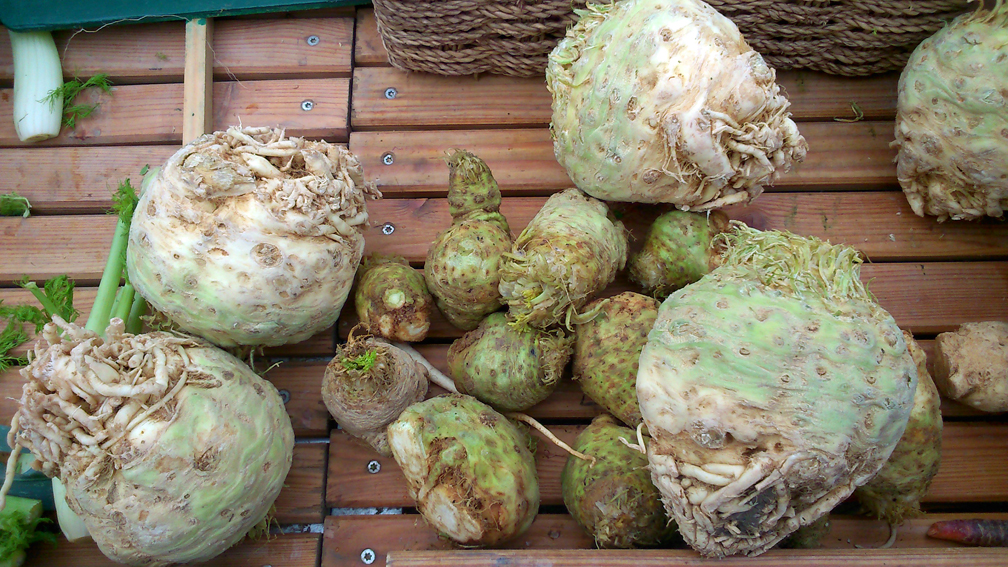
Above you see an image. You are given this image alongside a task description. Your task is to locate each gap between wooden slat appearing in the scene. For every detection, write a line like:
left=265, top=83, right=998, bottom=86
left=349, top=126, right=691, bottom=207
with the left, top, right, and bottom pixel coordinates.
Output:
left=325, top=423, right=1008, bottom=509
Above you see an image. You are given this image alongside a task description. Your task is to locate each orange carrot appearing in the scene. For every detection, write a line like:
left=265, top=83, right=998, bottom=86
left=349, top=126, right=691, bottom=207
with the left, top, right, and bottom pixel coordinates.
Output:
left=927, top=519, right=1008, bottom=547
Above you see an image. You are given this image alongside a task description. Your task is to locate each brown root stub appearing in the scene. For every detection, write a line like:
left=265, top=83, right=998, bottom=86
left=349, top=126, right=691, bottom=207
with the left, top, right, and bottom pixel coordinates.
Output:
left=933, top=321, right=1008, bottom=413
left=322, top=332, right=428, bottom=456
left=355, top=254, right=433, bottom=342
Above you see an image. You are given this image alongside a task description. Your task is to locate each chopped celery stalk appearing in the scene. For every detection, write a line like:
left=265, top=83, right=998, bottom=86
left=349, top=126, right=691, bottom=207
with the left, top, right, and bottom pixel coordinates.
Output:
left=7, top=30, right=63, bottom=143
left=0, top=495, right=55, bottom=566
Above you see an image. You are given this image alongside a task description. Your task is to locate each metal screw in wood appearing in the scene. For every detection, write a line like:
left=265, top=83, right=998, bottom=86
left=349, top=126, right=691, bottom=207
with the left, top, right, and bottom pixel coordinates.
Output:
left=384, top=87, right=397, bottom=99
left=278, top=389, right=291, bottom=404
left=306, top=35, right=320, bottom=46
left=367, top=460, right=381, bottom=474
left=382, top=152, right=394, bottom=165
left=381, top=223, right=395, bottom=235
left=301, top=100, right=314, bottom=111
left=361, top=549, right=376, bottom=564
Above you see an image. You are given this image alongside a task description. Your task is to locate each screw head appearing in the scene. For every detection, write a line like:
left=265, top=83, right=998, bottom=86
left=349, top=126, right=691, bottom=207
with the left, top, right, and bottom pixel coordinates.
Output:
left=367, top=460, right=381, bottom=473
left=361, top=548, right=376, bottom=564
left=384, top=87, right=398, bottom=100
left=381, top=223, right=395, bottom=236
left=306, top=35, right=320, bottom=46
left=278, top=389, right=291, bottom=404
left=301, top=100, right=314, bottom=111
left=381, top=152, right=394, bottom=165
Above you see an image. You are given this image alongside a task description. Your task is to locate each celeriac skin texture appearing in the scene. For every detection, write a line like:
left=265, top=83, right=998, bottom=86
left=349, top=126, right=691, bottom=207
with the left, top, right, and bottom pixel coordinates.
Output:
left=447, top=312, right=573, bottom=412
left=322, top=336, right=428, bottom=456
left=425, top=150, right=513, bottom=331
left=630, top=210, right=730, bottom=300
left=12, top=317, right=294, bottom=566
left=637, top=225, right=916, bottom=557
left=547, top=0, right=806, bottom=208
left=387, top=395, right=539, bottom=546
left=893, top=1, right=1008, bottom=221
left=355, top=255, right=433, bottom=342
left=572, top=292, right=660, bottom=428
left=855, top=332, right=943, bottom=524
left=498, top=188, right=628, bottom=329
left=561, top=414, right=677, bottom=548
left=933, top=321, right=1008, bottom=412
left=128, top=126, right=379, bottom=347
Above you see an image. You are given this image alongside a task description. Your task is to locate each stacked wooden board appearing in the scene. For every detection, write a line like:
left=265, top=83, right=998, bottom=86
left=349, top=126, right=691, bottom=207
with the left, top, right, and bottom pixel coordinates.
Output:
left=1, top=5, right=1007, bottom=566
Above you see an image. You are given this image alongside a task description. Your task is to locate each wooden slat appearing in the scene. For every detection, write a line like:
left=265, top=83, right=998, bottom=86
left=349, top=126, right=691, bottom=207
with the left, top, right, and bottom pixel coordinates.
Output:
left=351, top=67, right=898, bottom=130
left=385, top=548, right=1008, bottom=567
left=354, top=7, right=388, bottom=67
left=0, top=18, right=353, bottom=84
left=25, top=532, right=319, bottom=567
left=356, top=194, right=1008, bottom=264
left=0, top=78, right=349, bottom=146
left=323, top=513, right=1008, bottom=567
left=0, top=146, right=176, bottom=213
left=348, top=122, right=897, bottom=195
left=279, top=442, right=328, bottom=524
left=325, top=423, right=1008, bottom=508
left=183, top=18, right=215, bottom=144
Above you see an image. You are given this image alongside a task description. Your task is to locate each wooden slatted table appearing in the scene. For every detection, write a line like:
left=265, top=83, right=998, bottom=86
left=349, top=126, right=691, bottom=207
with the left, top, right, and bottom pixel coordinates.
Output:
left=1, top=5, right=1006, bottom=567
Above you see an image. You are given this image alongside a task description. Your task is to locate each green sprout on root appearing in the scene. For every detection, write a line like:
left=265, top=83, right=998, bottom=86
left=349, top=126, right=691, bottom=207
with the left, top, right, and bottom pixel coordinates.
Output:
left=341, top=350, right=377, bottom=373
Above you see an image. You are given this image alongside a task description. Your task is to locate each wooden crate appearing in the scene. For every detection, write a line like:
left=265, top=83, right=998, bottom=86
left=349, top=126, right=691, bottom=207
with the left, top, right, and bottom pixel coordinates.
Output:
left=1, top=5, right=1007, bottom=566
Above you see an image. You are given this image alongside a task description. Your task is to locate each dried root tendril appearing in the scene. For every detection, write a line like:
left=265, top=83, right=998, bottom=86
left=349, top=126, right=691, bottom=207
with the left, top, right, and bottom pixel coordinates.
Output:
left=4, top=317, right=209, bottom=485
left=505, top=412, right=596, bottom=466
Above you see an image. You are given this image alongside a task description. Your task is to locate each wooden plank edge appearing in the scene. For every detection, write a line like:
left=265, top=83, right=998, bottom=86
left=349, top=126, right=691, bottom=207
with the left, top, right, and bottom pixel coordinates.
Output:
left=384, top=548, right=1008, bottom=567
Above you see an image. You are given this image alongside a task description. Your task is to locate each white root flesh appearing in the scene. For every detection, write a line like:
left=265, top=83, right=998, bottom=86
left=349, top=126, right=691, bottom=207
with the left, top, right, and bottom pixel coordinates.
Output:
left=505, top=412, right=596, bottom=466
left=393, top=342, right=458, bottom=393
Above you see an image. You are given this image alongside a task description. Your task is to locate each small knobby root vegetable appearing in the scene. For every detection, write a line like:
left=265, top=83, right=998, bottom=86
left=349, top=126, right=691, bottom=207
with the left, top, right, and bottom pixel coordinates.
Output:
left=855, top=332, right=943, bottom=525
left=425, top=150, right=512, bottom=331
left=546, top=0, right=807, bottom=208
left=893, top=1, right=1008, bottom=221
left=498, top=188, right=628, bottom=329
left=128, top=126, right=380, bottom=348
left=629, top=210, right=731, bottom=300
left=778, top=515, right=830, bottom=549
left=2, top=317, right=295, bottom=566
left=0, top=495, right=55, bottom=567
left=387, top=394, right=539, bottom=547
left=354, top=254, right=433, bottom=342
left=637, top=223, right=917, bottom=558
left=321, top=333, right=428, bottom=456
left=561, top=415, right=677, bottom=549
left=572, top=292, right=660, bottom=428
left=932, top=321, right=1008, bottom=412
left=927, top=519, right=1008, bottom=547
left=447, top=312, right=573, bottom=412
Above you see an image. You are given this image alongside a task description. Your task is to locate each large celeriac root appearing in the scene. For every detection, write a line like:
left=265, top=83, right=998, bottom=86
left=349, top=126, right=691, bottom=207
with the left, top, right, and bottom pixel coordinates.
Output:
left=3, top=317, right=209, bottom=487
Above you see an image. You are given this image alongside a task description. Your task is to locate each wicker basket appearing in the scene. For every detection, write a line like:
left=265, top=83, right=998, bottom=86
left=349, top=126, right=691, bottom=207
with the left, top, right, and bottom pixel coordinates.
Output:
left=371, top=0, right=587, bottom=77
left=371, top=0, right=974, bottom=77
